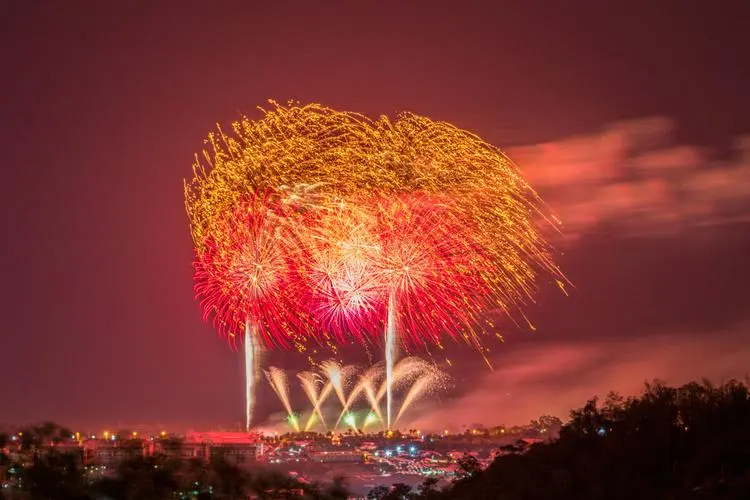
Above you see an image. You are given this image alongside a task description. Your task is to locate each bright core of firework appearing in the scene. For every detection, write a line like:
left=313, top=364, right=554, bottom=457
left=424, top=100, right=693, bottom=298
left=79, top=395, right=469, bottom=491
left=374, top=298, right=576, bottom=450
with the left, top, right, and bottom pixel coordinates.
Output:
left=343, top=413, right=356, bottom=429
left=305, top=203, right=382, bottom=342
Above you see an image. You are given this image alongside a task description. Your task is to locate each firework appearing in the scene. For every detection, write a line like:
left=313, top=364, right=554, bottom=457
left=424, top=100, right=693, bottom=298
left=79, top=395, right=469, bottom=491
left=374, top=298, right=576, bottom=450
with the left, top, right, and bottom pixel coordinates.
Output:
left=266, top=358, right=449, bottom=431
left=186, top=104, right=563, bottom=341
left=244, top=324, right=259, bottom=432
left=394, top=369, right=449, bottom=425
left=300, top=194, right=509, bottom=427
left=320, top=360, right=357, bottom=408
left=343, top=412, right=357, bottom=430
left=192, top=193, right=316, bottom=430
left=264, top=367, right=299, bottom=432
left=363, top=411, right=378, bottom=429
left=297, top=370, right=332, bottom=431
left=303, top=202, right=382, bottom=342
left=360, top=371, right=386, bottom=428
left=193, top=193, right=314, bottom=349
left=336, top=363, right=385, bottom=428
left=376, top=357, right=434, bottom=402
left=371, top=195, right=488, bottom=427
left=185, top=101, right=565, bottom=428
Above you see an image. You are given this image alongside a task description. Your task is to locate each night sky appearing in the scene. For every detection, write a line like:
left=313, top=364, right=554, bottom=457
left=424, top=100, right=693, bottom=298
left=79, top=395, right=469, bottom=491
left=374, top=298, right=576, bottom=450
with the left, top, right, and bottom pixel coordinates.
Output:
left=2, top=1, right=749, bottom=431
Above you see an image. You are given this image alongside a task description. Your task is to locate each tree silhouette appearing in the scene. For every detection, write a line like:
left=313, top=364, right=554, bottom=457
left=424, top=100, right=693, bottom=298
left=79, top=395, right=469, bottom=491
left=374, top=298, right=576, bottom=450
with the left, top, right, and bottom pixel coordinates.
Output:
left=21, top=449, right=88, bottom=500
left=386, top=482, right=414, bottom=499
left=320, top=476, right=350, bottom=499
left=416, top=477, right=440, bottom=499
left=455, top=454, right=481, bottom=480
left=208, top=455, right=248, bottom=499
left=418, top=379, right=750, bottom=500
left=0, top=432, right=9, bottom=482
left=367, top=485, right=390, bottom=499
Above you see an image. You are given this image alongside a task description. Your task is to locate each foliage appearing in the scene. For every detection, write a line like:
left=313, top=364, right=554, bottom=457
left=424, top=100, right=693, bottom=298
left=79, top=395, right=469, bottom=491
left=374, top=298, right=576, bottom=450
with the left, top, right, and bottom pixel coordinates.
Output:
left=401, top=379, right=750, bottom=500
left=367, top=483, right=414, bottom=500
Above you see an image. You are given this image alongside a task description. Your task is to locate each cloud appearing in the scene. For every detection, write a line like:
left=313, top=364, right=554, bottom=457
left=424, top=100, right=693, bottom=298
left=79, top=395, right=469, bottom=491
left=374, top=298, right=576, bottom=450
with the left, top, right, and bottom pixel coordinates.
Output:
left=406, top=322, right=750, bottom=431
left=509, top=118, right=750, bottom=239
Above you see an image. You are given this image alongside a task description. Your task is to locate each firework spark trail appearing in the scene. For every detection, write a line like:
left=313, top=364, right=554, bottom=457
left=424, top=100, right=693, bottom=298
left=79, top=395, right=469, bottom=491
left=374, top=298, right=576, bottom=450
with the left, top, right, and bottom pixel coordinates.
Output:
left=321, top=362, right=360, bottom=429
left=317, top=380, right=335, bottom=424
left=363, top=412, right=379, bottom=430
left=353, top=357, right=435, bottom=429
left=343, top=413, right=357, bottom=430
left=376, top=357, right=433, bottom=402
left=264, top=367, right=299, bottom=432
left=385, top=290, right=397, bottom=429
left=287, top=413, right=300, bottom=431
left=265, top=358, right=448, bottom=431
left=334, top=387, right=362, bottom=429
left=362, top=379, right=385, bottom=426
left=320, top=361, right=348, bottom=407
left=297, top=371, right=322, bottom=431
left=335, top=364, right=383, bottom=428
left=352, top=357, right=446, bottom=429
left=376, top=357, right=438, bottom=429
left=304, top=202, right=382, bottom=343
left=297, top=371, right=333, bottom=431
left=244, top=321, right=259, bottom=431
left=394, top=369, right=447, bottom=425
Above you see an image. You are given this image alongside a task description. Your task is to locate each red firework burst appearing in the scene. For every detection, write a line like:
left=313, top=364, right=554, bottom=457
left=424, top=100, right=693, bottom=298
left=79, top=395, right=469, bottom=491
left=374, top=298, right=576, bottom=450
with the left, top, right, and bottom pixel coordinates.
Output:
left=193, top=192, right=314, bottom=349
left=372, top=194, right=493, bottom=349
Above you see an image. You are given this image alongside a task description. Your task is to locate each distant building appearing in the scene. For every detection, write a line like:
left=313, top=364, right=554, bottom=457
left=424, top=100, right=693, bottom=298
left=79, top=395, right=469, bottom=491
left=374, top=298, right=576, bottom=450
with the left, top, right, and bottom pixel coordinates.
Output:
left=50, top=442, right=85, bottom=465
left=155, top=439, right=202, bottom=460
left=185, top=432, right=264, bottom=465
left=86, top=441, right=145, bottom=467
left=359, top=441, right=377, bottom=451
